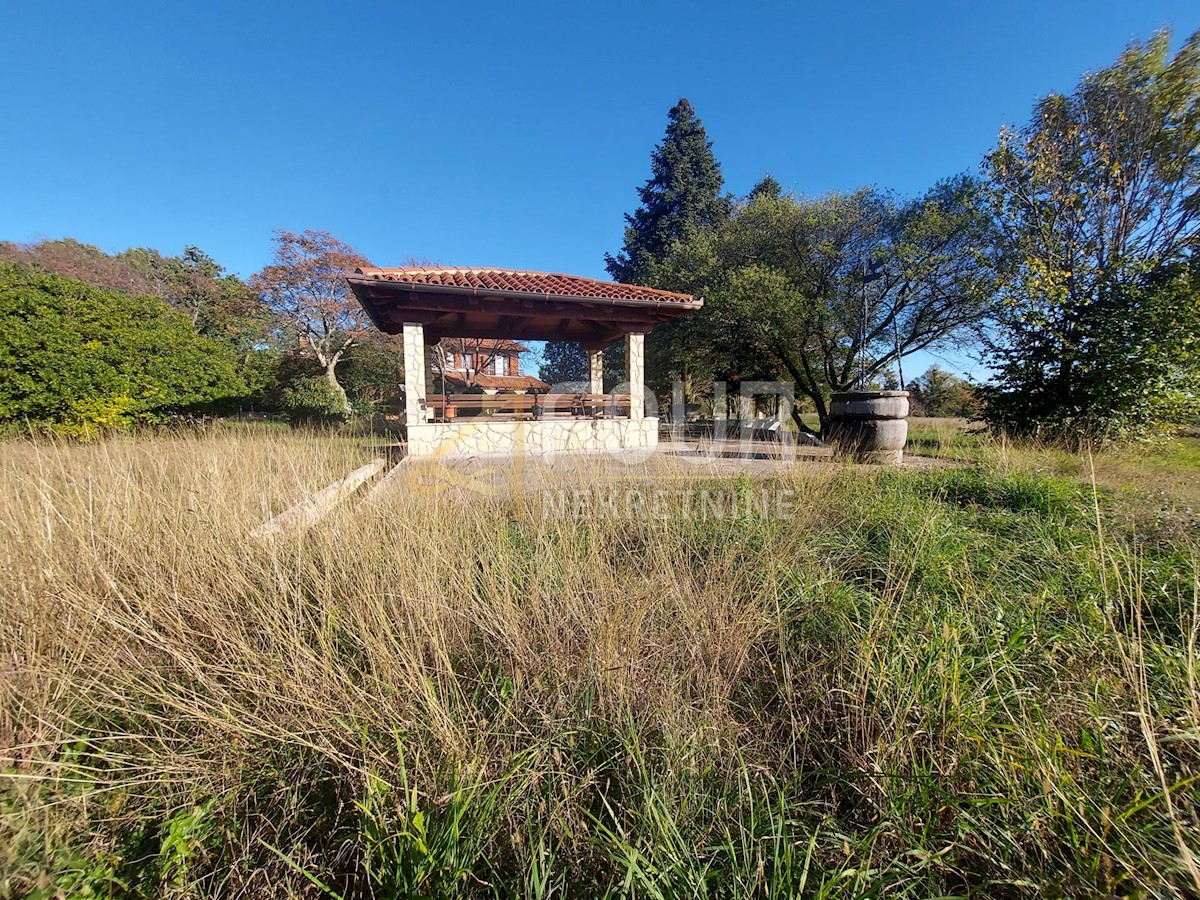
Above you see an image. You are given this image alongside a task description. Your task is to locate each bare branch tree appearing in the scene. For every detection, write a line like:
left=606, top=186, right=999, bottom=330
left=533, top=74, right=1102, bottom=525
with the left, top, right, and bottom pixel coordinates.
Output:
left=252, top=230, right=371, bottom=414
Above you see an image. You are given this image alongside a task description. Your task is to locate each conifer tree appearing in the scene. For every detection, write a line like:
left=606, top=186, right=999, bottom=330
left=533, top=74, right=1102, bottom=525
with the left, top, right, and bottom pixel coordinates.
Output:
left=604, top=98, right=729, bottom=283
left=748, top=174, right=783, bottom=201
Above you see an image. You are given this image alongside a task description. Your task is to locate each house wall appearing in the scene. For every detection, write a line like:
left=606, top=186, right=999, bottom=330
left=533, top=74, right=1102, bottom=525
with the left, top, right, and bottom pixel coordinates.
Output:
left=444, top=349, right=523, bottom=376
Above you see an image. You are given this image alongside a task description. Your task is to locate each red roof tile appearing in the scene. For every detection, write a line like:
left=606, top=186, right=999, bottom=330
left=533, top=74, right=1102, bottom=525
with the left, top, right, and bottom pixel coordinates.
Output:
left=355, top=267, right=696, bottom=305
left=442, top=372, right=550, bottom=391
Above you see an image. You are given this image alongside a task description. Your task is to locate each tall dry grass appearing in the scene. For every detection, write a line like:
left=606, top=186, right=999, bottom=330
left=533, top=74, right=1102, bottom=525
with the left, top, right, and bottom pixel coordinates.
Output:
left=1, top=428, right=1198, bottom=897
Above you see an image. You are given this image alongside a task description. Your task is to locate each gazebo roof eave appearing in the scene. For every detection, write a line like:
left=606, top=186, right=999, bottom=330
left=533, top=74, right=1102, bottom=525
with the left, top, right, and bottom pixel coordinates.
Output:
left=347, top=275, right=702, bottom=346
left=346, top=274, right=703, bottom=313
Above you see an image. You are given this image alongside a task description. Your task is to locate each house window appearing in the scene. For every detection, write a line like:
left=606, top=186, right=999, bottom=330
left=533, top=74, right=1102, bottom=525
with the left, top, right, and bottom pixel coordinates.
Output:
left=492, top=355, right=508, bottom=376
left=463, top=353, right=474, bottom=371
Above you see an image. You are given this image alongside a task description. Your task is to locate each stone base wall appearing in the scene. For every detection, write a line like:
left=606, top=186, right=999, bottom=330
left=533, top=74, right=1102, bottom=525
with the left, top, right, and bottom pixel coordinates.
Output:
left=407, top=418, right=658, bottom=458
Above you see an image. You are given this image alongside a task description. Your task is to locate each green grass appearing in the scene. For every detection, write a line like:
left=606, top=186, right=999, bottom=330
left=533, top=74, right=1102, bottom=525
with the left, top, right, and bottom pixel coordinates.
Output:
left=1124, top=436, right=1200, bottom=481
left=2, top=430, right=1198, bottom=897
left=797, top=414, right=988, bottom=461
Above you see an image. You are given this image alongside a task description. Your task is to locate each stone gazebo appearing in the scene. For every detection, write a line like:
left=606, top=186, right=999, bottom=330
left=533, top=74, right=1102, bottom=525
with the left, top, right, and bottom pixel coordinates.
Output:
left=346, top=267, right=702, bottom=457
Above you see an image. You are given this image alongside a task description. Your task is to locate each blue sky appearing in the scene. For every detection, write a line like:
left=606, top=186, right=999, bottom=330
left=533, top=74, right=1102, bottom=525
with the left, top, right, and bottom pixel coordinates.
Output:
left=3, top=0, right=1197, bottom=380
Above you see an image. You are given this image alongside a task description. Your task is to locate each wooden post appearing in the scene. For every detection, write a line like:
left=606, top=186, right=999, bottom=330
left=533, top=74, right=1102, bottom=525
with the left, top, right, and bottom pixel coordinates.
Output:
left=424, top=338, right=437, bottom=408
left=589, top=347, right=605, bottom=395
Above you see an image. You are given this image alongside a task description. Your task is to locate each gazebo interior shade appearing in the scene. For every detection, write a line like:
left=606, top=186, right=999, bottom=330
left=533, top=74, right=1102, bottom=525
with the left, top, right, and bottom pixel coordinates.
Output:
left=347, top=267, right=702, bottom=348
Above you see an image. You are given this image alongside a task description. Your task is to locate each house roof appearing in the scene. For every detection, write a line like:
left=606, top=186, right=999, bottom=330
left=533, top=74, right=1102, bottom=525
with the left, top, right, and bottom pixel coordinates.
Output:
left=441, top=371, right=550, bottom=392
left=355, top=267, right=696, bottom=305
left=347, top=266, right=702, bottom=348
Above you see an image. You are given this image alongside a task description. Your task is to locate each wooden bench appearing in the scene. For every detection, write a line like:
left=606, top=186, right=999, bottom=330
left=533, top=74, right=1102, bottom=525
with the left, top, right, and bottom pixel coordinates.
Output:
left=534, top=393, right=632, bottom=419
left=537, top=393, right=585, bottom=418
left=426, top=394, right=537, bottom=421
left=580, top=394, right=631, bottom=417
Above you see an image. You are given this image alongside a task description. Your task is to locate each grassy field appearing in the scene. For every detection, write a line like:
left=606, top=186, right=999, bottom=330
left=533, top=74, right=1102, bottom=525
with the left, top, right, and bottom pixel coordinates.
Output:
left=2, top=424, right=1198, bottom=898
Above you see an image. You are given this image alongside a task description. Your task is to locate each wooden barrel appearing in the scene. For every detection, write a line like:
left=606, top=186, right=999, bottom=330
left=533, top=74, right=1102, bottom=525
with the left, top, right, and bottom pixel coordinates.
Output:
left=828, top=390, right=910, bottom=465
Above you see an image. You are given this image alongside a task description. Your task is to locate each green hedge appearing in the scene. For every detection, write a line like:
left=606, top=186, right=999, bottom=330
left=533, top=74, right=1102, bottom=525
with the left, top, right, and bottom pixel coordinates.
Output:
left=0, top=263, right=244, bottom=434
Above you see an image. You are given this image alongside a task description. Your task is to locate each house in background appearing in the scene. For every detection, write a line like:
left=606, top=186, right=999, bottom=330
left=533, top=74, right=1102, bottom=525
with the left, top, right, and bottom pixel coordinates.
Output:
left=434, top=338, right=549, bottom=394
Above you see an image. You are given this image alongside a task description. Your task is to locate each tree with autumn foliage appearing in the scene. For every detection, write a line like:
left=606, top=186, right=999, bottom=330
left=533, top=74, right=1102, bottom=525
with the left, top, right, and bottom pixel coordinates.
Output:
left=0, top=239, right=267, bottom=354
left=252, top=230, right=372, bottom=415
left=982, top=28, right=1200, bottom=442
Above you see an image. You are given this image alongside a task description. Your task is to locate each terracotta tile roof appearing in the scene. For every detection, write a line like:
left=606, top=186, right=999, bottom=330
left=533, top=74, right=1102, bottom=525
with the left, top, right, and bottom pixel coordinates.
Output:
left=442, top=371, right=550, bottom=391
left=354, top=267, right=696, bottom=305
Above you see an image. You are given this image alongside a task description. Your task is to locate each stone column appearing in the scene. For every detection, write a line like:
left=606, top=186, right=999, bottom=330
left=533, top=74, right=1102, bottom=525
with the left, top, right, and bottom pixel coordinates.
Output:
left=402, top=322, right=427, bottom=426
left=589, top=348, right=605, bottom=395
left=625, top=332, right=645, bottom=421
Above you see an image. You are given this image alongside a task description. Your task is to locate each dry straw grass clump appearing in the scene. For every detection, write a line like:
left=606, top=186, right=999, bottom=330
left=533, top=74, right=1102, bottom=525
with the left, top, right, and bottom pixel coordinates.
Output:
left=1, top=427, right=1198, bottom=897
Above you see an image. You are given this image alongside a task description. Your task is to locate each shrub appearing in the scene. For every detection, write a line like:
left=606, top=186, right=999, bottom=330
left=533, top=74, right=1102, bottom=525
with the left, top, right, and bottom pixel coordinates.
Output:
left=0, top=263, right=245, bottom=434
left=280, top=375, right=350, bottom=426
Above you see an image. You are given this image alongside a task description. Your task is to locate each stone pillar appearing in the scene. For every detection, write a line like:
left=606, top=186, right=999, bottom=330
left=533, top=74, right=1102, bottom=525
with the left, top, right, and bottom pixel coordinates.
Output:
left=402, top=322, right=427, bottom=426
left=625, top=332, right=645, bottom=421
left=589, top=348, right=605, bottom=395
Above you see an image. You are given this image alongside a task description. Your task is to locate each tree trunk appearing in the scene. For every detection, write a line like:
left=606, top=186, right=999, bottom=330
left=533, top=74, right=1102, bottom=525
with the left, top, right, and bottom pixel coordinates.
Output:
left=326, top=361, right=351, bottom=416
left=789, top=404, right=824, bottom=441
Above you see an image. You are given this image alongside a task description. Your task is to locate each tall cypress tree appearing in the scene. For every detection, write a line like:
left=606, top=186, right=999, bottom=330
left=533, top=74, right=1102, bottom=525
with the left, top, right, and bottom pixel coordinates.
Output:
left=541, top=100, right=726, bottom=389
left=604, top=98, right=728, bottom=284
